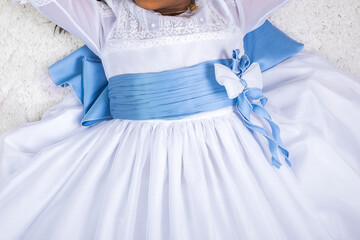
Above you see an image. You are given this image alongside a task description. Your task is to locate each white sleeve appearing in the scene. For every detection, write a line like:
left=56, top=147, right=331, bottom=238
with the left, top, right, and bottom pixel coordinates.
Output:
left=13, top=0, right=104, bottom=57
left=237, top=0, right=290, bottom=33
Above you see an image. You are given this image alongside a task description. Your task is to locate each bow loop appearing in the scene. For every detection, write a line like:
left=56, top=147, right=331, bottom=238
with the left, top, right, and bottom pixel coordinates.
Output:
left=214, top=63, right=245, bottom=99
left=241, top=62, right=263, bottom=90
left=214, top=52, right=264, bottom=100
left=231, top=49, right=251, bottom=77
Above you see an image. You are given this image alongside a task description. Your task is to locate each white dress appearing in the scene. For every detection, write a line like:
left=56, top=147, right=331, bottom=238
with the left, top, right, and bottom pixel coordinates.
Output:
left=1, top=0, right=360, bottom=239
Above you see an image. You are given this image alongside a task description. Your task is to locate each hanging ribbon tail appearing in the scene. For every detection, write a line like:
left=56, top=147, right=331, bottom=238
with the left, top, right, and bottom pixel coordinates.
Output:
left=48, top=45, right=113, bottom=126
left=236, top=91, right=287, bottom=169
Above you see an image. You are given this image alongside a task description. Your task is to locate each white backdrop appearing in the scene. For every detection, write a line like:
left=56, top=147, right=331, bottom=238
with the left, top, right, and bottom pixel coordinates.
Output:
left=0, top=0, right=359, bottom=134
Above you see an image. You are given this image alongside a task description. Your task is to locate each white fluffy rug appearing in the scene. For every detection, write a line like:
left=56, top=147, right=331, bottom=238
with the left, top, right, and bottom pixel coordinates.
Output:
left=1, top=0, right=360, bottom=134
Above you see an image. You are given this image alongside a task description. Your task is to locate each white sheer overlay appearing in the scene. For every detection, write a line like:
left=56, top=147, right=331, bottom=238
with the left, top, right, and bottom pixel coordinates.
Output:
left=2, top=0, right=360, bottom=239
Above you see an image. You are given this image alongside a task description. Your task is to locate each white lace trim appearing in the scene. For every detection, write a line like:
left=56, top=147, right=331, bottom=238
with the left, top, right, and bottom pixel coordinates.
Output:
left=104, top=26, right=242, bottom=53
left=223, top=0, right=237, bottom=6
left=98, top=1, right=115, bottom=17
left=12, top=0, right=28, bottom=4
left=12, top=0, right=54, bottom=6
left=104, top=0, right=240, bottom=53
left=31, top=0, right=54, bottom=6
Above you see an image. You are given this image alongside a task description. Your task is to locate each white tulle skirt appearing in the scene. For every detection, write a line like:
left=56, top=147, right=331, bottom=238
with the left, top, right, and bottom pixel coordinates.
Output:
left=0, top=52, right=360, bottom=240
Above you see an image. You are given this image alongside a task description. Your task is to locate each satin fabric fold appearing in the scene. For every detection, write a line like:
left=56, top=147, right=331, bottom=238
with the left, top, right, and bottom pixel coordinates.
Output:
left=244, top=20, right=304, bottom=71
left=48, top=47, right=112, bottom=126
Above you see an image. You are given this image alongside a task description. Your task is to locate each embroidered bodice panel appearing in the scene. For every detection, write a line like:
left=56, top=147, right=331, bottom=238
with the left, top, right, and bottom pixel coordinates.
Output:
left=96, top=0, right=245, bottom=77
left=100, top=0, right=243, bottom=53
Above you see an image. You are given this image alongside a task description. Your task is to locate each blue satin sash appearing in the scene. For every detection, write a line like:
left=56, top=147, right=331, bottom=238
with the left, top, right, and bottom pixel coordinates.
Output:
left=48, top=20, right=304, bottom=168
left=108, top=59, right=236, bottom=120
left=49, top=20, right=303, bottom=126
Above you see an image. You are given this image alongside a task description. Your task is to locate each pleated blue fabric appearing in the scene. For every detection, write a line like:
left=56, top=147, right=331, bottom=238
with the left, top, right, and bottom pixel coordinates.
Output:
left=108, top=59, right=236, bottom=120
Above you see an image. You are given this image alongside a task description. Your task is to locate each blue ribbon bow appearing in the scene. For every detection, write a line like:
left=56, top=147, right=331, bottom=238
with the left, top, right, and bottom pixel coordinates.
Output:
left=231, top=50, right=291, bottom=168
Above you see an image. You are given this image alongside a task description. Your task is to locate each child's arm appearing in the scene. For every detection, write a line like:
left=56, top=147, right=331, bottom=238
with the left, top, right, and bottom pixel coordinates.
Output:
left=235, top=0, right=290, bottom=33
left=13, top=0, right=105, bottom=57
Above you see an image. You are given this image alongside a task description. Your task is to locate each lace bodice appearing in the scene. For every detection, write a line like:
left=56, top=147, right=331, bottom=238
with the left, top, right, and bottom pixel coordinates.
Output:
left=102, top=0, right=242, bottom=53
left=13, top=0, right=290, bottom=77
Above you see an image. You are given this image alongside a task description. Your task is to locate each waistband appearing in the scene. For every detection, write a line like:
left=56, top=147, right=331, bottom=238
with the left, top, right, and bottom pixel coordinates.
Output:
left=108, top=59, right=236, bottom=120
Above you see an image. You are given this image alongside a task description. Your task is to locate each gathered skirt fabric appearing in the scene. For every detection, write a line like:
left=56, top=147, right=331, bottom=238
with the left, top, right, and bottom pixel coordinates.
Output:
left=0, top=52, right=360, bottom=240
